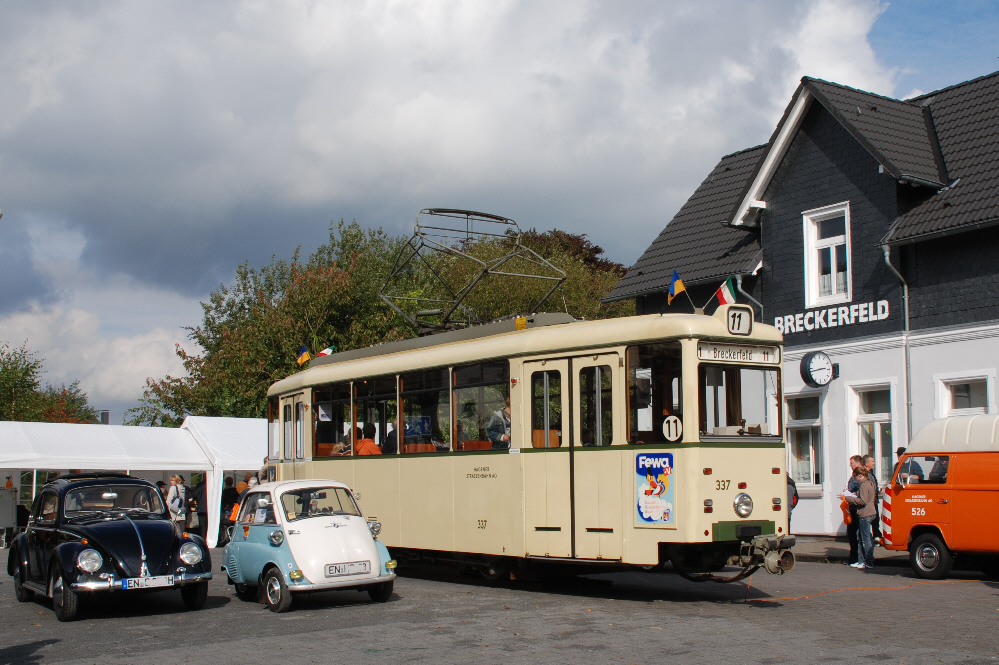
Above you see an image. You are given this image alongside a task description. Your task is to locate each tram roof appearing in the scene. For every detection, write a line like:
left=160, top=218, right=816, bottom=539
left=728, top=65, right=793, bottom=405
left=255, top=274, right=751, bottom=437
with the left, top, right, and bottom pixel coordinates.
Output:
left=268, top=307, right=782, bottom=396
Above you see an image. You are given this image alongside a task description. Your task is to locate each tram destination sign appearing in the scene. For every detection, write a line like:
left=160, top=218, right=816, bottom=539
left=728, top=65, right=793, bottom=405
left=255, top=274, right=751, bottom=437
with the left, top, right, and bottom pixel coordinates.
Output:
left=697, top=342, right=780, bottom=365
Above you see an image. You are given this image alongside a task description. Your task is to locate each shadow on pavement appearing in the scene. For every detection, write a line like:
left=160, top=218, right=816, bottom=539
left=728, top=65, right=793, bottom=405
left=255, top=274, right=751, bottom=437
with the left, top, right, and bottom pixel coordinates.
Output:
left=0, top=639, right=59, bottom=665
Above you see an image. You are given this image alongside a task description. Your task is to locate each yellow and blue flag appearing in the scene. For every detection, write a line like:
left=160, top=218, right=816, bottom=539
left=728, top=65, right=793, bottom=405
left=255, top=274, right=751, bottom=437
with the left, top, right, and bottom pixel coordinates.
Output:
left=296, top=346, right=311, bottom=366
left=667, top=270, right=686, bottom=305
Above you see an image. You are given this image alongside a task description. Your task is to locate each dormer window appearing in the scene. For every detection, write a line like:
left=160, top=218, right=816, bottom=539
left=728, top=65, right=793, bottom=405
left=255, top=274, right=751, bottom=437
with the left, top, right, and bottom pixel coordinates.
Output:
left=803, top=202, right=852, bottom=308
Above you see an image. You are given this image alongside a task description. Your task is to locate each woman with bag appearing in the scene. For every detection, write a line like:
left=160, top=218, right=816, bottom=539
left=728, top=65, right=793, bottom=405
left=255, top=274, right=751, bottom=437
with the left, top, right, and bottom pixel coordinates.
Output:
left=166, top=474, right=188, bottom=537
left=840, top=466, right=876, bottom=570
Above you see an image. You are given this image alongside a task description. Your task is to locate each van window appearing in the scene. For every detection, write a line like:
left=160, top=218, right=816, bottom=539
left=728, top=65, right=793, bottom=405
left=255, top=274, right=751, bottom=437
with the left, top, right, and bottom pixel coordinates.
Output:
left=897, top=456, right=949, bottom=485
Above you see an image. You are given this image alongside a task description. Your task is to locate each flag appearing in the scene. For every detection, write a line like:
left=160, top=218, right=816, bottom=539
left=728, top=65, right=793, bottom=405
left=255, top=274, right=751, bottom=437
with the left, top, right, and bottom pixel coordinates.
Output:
left=715, top=276, right=737, bottom=305
left=316, top=347, right=334, bottom=357
left=296, top=346, right=311, bottom=366
left=667, top=270, right=686, bottom=305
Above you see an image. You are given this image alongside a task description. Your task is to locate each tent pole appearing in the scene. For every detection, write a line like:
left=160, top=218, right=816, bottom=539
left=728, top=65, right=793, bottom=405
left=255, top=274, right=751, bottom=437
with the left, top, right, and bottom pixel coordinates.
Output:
left=32, top=469, right=37, bottom=499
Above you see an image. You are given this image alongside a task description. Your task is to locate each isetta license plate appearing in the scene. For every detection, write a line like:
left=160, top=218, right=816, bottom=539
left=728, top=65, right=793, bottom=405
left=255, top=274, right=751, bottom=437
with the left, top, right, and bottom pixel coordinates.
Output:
left=121, top=575, right=174, bottom=590
left=325, top=561, right=370, bottom=577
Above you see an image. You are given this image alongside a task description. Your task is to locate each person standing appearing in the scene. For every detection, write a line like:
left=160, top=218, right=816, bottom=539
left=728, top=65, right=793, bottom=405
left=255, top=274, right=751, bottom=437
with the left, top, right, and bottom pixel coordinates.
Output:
left=840, top=466, right=876, bottom=569
left=487, top=397, right=512, bottom=449
left=219, top=476, right=240, bottom=545
left=863, top=454, right=883, bottom=545
left=845, top=455, right=863, bottom=565
left=191, top=474, right=208, bottom=539
left=166, top=475, right=188, bottom=537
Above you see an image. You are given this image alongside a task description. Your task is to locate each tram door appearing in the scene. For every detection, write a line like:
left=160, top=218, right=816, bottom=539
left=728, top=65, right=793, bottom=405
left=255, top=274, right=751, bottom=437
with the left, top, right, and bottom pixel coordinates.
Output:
left=572, top=354, right=623, bottom=560
left=523, top=359, right=572, bottom=557
left=280, top=393, right=307, bottom=463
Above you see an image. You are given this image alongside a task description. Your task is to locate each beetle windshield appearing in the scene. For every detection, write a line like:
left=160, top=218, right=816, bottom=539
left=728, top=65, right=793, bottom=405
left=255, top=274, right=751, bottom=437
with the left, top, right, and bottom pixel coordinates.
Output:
left=280, top=487, right=361, bottom=521
left=64, top=484, right=166, bottom=517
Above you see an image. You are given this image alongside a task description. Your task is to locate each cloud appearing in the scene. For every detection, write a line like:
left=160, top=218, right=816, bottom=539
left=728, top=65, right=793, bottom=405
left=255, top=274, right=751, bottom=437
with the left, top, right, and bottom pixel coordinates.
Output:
left=0, top=0, right=899, bottom=417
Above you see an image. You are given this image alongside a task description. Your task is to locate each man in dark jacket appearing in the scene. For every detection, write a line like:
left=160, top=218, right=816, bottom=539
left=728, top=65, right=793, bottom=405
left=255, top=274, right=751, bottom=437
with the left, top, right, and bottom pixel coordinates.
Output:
left=219, top=476, right=240, bottom=545
left=191, top=474, right=208, bottom=539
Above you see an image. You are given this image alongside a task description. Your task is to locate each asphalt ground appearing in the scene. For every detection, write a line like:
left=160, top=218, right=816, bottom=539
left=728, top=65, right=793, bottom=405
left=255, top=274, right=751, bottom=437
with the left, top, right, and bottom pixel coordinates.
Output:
left=1, top=551, right=997, bottom=665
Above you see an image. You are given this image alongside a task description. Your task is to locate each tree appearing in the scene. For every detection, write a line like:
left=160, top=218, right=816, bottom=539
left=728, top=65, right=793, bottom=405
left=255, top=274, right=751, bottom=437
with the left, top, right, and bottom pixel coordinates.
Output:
left=0, top=342, right=99, bottom=423
left=127, top=221, right=633, bottom=425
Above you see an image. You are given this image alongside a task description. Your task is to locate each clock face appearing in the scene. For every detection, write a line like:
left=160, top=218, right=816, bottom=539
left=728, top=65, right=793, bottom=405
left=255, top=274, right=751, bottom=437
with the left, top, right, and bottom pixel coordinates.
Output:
left=803, top=352, right=833, bottom=387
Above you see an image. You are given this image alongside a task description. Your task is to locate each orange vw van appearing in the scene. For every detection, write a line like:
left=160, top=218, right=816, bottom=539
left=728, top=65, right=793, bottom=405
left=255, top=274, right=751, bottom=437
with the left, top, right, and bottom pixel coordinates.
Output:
left=883, top=414, right=999, bottom=579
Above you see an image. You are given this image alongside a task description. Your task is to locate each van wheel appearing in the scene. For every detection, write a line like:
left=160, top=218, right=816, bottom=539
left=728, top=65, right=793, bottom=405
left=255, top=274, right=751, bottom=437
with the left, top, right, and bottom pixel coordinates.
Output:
left=234, top=583, right=257, bottom=601
left=263, top=569, right=293, bottom=612
left=367, top=580, right=393, bottom=603
left=980, top=557, right=999, bottom=580
left=910, top=533, right=953, bottom=579
left=50, top=565, right=80, bottom=622
left=12, top=554, right=34, bottom=602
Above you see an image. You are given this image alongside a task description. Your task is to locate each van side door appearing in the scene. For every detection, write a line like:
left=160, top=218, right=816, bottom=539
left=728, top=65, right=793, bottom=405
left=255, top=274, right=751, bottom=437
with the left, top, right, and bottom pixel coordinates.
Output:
left=894, top=455, right=952, bottom=545
left=948, top=453, right=999, bottom=552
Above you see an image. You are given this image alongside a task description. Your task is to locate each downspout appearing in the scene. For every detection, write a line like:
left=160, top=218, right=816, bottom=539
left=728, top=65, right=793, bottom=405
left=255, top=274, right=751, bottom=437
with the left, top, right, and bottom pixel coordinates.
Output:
left=881, top=244, right=912, bottom=443
left=735, top=274, right=763, bottom=320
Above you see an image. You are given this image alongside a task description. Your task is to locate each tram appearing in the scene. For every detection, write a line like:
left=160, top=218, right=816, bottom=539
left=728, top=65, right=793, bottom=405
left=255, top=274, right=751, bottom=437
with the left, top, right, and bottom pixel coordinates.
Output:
left=265, top=305, right=795, bottom=581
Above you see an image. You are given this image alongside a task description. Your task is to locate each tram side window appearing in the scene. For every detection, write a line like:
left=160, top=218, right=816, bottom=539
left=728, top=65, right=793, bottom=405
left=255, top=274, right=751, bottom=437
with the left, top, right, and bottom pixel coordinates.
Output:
left=627, top=343, right=682, bottom=444
left=531, top=370, right=563, bottom=448
left=282, top=403, right=293, bottom=460
left=401, top=369, right=450, bottom=453
left=354, top=376, right=399, bottom=455
left=267, top=397, right=279, bottom=460
left=579, top=365, right=613, bottom=446
left=453, top=361, right=510, bottom=451
left=699, top=365, right=781, bottom=437
left=314, top=383, right=352, bottom=457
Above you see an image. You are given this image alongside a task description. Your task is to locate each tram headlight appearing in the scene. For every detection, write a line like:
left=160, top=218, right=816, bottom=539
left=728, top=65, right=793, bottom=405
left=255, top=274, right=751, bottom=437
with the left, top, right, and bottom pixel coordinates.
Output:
left=733, top=493, right=754, bottom=518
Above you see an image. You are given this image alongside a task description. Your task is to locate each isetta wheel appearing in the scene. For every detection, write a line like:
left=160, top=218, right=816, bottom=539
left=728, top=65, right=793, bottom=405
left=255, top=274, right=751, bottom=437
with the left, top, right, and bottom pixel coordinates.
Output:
left=50, top=565, right=80, bottom=622
left=263, top=568, right=293, bottom=613
left=234, top=583, right=258, bottom=602
left=367, top=580, right=394, bottom=603
left=910, top=533, right=953, bottom=579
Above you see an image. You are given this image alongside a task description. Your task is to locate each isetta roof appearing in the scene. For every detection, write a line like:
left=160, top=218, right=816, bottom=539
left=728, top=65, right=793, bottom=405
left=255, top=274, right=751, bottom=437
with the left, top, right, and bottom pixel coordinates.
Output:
left=254, top=479, right=352, bottom=496
left=907, top=414, right=999, bottom=454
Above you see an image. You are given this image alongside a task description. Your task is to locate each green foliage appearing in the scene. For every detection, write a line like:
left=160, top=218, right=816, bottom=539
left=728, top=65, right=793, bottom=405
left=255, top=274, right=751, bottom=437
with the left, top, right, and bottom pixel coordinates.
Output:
left=0, top=342, right=98, bottom=423
left=127, top=221, right=633, bottom=426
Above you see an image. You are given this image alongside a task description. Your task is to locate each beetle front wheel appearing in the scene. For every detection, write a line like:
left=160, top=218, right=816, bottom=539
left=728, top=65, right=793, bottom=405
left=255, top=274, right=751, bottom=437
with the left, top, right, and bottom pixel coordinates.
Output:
left=181, top=581, right=208, bottom=610
left=50, top=566, right=80, bottom=622
left=12, top=553, right=34, bottom=603
left=263, top=569, right=293, bottom=613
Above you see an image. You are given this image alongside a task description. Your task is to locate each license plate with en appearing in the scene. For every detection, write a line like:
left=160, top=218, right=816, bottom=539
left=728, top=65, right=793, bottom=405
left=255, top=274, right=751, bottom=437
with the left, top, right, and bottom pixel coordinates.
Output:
left=325, top=561, right=370, bottom=577
left=122, top=575, right=174, bottom=590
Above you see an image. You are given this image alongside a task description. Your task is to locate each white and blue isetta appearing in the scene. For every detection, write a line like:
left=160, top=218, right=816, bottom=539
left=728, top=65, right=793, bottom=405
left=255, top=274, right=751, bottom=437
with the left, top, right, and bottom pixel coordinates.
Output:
left=222, top=479, right=396, bottom=612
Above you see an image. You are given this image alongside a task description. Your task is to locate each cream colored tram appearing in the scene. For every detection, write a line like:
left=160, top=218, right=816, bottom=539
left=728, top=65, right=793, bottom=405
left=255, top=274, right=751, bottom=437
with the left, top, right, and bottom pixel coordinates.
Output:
left=266, top=305, right=795, bottom=580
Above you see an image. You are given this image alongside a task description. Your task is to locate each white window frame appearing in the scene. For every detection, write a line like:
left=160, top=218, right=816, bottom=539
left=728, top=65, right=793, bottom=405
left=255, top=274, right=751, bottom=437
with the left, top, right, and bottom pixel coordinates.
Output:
left=802, top=201, right=853, bottom=309
left=786, top=392, right=823, bottom=491
left=932, top=368, right=995, bottom=419
left=855, top=385, right=894, bottom=486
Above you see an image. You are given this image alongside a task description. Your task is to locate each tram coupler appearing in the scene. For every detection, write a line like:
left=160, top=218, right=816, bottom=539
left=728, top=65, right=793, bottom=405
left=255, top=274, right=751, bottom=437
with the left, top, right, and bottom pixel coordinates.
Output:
left=747, top=534, right=795, bottom=574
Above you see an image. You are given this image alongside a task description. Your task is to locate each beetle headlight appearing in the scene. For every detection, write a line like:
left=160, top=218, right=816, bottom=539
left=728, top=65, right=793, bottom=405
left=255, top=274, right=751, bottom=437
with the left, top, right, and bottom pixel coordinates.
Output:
left=179, top=542, right=203, bottom=565
left=734, top=493, right=754, bottom=518
left=77, top=549, right=103, bottom=573
left=268, top=530, right=285, bottom=546
left=368, top=521, right=382, bottom=538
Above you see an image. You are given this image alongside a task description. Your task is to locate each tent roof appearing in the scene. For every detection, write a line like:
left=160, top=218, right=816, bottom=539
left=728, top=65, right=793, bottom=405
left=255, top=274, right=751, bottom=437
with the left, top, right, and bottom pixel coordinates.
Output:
left=0, top=417, right=267, bottom=472
left=0, top=421, right=210, bottom=471
left=181, top=416, right=268, bottom=471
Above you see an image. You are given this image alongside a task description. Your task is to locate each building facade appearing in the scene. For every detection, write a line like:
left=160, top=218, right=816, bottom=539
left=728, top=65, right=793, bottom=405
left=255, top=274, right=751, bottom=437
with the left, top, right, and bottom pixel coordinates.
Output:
left=606, top=72, right=999, bottom=535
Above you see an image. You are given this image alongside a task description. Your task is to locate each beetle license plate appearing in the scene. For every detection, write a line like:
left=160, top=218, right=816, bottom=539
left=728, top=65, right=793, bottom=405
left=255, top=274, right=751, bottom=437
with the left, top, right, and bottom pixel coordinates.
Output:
left=325, top=561, right=370, bottom=577
left=121, top=575, right=174, bottom=590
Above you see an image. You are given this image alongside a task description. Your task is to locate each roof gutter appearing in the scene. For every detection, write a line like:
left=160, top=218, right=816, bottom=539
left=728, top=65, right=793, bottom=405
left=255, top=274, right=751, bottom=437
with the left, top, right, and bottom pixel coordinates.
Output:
left=897, top=174, right=946, bottom=189
left=734, top=274, right=763, bottom=320
left=884, top=215, right=999, bottom=246
left=881, top=244, right=913, bottom=445
left=602, top=271, right=757, bottom=304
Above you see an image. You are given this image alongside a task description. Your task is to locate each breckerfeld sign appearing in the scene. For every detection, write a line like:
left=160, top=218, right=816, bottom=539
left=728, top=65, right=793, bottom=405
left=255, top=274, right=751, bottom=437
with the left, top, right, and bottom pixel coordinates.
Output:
left=774, top=300, right=889, bottom=335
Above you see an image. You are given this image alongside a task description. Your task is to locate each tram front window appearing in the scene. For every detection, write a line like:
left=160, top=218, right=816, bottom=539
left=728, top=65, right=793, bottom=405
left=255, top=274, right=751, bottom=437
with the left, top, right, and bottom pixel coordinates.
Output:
left=698, top=365, right=780, bottom=437
left=627, top=343, right=682, bottom=444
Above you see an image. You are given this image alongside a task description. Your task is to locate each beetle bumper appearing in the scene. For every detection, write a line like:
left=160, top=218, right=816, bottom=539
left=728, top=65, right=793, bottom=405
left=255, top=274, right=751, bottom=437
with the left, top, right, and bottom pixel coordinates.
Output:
left=70, top=571, right=212, bottom=592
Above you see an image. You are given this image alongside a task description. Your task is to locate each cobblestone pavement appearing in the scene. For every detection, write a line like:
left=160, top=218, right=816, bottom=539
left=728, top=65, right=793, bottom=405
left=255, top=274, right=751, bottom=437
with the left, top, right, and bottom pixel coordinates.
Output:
left=1, top=551, right=997, bottom=664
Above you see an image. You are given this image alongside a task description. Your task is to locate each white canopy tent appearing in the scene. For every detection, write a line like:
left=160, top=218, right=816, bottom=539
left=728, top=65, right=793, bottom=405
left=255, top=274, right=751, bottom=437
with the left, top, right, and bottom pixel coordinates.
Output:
left=0, top=417, right=267, bottom=547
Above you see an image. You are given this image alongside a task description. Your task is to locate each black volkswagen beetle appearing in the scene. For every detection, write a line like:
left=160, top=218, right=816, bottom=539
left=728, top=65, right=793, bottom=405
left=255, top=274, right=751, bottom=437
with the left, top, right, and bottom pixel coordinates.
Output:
left=6, top=473, right=212, bottom=621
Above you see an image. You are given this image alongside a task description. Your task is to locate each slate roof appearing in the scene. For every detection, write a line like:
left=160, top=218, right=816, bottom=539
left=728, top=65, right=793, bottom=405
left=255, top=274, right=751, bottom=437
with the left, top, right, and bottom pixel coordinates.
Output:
left=609, top=71, right=999, bottom=301
left=603, top=145, right=765, bottom=302
left=802, top=78, right=947, bottom=187
left=884, top=71, right=999, bottom=243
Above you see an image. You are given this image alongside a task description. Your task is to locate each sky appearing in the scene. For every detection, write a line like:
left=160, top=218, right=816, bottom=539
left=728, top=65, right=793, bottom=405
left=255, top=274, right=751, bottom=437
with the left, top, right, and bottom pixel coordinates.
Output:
left=0, top=0, right=997, bottom=423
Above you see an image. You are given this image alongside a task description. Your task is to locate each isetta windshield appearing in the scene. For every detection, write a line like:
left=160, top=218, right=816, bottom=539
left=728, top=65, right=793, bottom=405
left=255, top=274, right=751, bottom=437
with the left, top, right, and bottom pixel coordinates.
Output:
left=64, top=484, right=166, bottom=516
left=280, top=486, right=361, bottom=521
